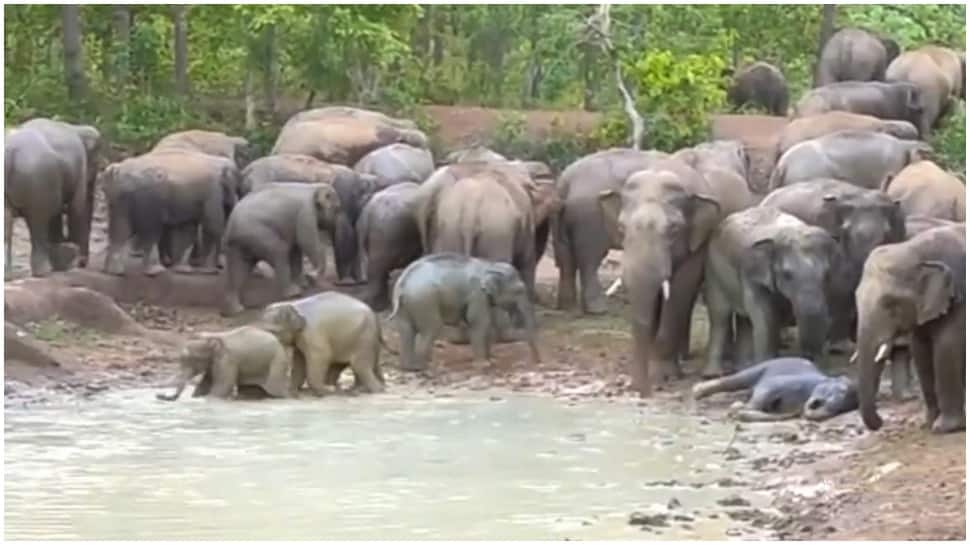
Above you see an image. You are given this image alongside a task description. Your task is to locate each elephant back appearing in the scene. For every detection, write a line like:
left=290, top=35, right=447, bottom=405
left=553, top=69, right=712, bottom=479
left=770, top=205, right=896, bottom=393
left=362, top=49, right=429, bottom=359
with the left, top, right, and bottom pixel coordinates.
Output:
left=273, top=117, right=428, bottom=166
left=283, top=106, right=419, bottom=132
left=558, top=148, right=670, bottom=199
left=353, top=143, right=434, bottom=187
left=153, top=130, right=250, bottom=167
left=242, top=154, right=358, bottom=195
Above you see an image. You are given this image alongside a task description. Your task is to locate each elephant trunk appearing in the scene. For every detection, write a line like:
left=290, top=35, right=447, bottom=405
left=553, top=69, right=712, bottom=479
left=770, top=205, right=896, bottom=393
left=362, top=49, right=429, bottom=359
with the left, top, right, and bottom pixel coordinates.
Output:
left=156, top=365, right=196, bottom=402
left=792, top=293, right=831, bottom=361
left=856, top=320, right=893, bottom=431
left=624, top=259, right=671, bottom=395
left=517, top=297, right=541, bottom=365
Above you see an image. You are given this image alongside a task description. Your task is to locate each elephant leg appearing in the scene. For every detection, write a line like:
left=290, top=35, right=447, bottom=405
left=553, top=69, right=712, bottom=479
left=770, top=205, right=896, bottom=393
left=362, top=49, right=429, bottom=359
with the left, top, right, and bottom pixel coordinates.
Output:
left=199, top=199, right=226, bottom=274
left=467, top=312, right=494, bottom=369
left=744, top=288, right=778, bottom=363
left=733, top=316, right=754, bottom=369
left=889, top=346, right=913, bottom=401
left=555, top=233, right=579, bottom=311
left=66, top=193, right=90, bottom=267
left=25, top=211, right=54, bottom=277
left=350, top=337, right=385, bottom=394
left=931, top=309, right=965, bottom=434
left=324, top=363, right=345, bottom=387
left=262, top=349, right=292, bottom=399
left=289, top=350, right=307, bottom=395
left=209, top=355, right=239, bottom=400
left=5, top=204, right=14, bottom=279
left=669, top=254, right=703, bottom=362
left=289, top=247, right=309, bottom=289
left=103, top=198, right=133, bottom=276
left=415, top=325, right=443, bottom=372
left=135, top=230, right=166, bottom=277
left=396, top=317, right=422, bottom=372
left=910, top=331, right=939, bottom=429
left=364, top=256, right=393, bottom=311
left=654, top=255, right=704, bottom=382
left=303, top=347, right=333, bottom=397
left=702, top=280, right=733, bottom=378
left=576, top=239, right=608, bottom=315
left=269, top=248, right=301, bottom=300
left=170, top=224, right=199, bottom=273
left=192, top=372, right=213, bottom=397
left=222, top=244, right=254, bottom=317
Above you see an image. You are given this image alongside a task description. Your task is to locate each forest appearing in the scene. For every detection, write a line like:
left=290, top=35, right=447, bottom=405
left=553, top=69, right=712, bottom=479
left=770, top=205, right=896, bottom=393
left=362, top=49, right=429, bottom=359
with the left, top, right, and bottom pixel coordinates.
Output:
left=3, top=4, right=967, bottom=168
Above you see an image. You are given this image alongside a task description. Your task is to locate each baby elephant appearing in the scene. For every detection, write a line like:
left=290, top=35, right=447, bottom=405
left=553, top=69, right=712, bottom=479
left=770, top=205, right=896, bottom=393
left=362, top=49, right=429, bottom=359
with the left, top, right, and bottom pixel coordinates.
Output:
left=156, top=326, right=292, bottom=401
left=388, top=252, right=541, bottom=372
left=259, top=291, right=386, bottom=396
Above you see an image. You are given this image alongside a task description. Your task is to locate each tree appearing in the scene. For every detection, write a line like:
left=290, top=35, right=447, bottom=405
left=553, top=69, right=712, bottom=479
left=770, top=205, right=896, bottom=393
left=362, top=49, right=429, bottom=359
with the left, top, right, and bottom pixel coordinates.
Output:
left=61, top=5, right=86, bottom=101
left=173, top=5, right=188, bottom=95
left=111, top=5, right=131, bottom=85
left=814, top=4, right=838, bottom=86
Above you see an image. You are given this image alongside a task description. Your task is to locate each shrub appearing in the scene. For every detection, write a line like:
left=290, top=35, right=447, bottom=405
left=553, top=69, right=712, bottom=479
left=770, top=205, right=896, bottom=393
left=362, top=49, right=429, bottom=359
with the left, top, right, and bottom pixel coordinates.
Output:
left=930, top=104, right=966, bottom=176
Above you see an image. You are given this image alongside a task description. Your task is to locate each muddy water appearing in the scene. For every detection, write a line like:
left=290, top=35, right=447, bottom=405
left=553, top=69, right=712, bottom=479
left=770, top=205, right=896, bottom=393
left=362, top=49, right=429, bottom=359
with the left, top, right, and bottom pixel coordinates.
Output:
left=6, top=390, right=778, bottom=540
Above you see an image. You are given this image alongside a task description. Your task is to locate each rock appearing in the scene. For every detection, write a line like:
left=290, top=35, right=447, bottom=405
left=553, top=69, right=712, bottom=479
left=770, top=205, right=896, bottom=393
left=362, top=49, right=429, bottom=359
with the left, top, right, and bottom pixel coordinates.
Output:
left=629, top=512, right=670, bottom=527
left=716, top=494, right=751, bottom=507
left=667, top=498, right=682, bottom=510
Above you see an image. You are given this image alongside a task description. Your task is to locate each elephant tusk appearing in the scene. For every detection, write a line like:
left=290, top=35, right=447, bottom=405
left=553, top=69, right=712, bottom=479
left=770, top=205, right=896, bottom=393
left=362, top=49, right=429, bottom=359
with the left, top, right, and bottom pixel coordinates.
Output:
left=662, top=280, right=670, bottom=301
left=605, top=278, right=623, bottom=297
left=875, top=343, right=891, bottom=363
left=849, top=351, right=858, bottom=365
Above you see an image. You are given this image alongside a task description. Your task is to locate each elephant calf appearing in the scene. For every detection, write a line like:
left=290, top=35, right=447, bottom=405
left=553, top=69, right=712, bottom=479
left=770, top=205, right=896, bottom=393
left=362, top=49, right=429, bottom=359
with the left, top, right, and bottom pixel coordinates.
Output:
left=726, top=61, right=789, bottom=116
left=156, top=326, right=292, bottom=401
left=388, top=253, right=540, bottom=372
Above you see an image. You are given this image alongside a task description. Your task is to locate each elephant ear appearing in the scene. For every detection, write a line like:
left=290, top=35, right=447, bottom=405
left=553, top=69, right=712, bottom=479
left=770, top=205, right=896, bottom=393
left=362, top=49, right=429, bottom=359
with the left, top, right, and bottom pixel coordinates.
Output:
left=885, top=200, right=906, bottom=243
left=917, top=261, right=955, bottom=325
left=908, top=142, right=933, bottom=164
left=819, top=194, right=845, bottom=238
left=686, top=193, right=722, bottom=252
left=480, top=270, right=505, bottom=301
left=743, top=238, right=776, bottom=290
left=598, top=189, right=625, bottom=246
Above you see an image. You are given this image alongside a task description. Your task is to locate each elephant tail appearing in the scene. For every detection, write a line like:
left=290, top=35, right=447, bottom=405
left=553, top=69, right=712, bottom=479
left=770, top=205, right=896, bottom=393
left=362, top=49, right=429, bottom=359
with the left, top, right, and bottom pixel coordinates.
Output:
left=375, top=316, right=398, bottom=356
left=551, top=203, right=569, bottom=268
left=128, top=176, right=166, bottom=245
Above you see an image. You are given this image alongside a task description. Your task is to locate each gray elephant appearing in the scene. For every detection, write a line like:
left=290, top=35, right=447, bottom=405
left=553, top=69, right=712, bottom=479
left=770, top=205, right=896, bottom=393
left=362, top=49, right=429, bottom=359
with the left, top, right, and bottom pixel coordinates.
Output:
left=156, top=326, right=292, bottom=401
left=886, top=51, right=958, bottom=137
left=554, top=148, right=671, bottom=314
left=598, top=159, right=753, bottom=394
left=282, top=106, right=419, bottom=132
left=884, top=160, right=966, bottom=222
left=703, top=207, right=840, bottom=377
left=776, top=112, right=918, bottom=161
left=726, top=61, right=789, bottom=116
left=769, top=130, right=931, bottom=190
left=258, top=291, right=386, bottom=396
left=671, top=140, right=759, bottom=204
left=353, top=143, right=434, bottom=188
left=272, top=115, right=428, bottom=166
left=5, top=118, right=101, bottom=277
left=815, top=27, right=900, bottom=86
left=443, top=145, right=508, bottom=164
left=101, top=149, right=239, bottom=276
left=356, top=182, right=423, bottom=311
left=794, top=81, right=923, bottom=134
left=760, top=179, right=906, bottom=342
left=221, top=182, right=342, bottom=316
left=854, top=223, right=965, bottom=433
left=388, top=253, right=540, bottom=371
left=153, top=129, right=251, bottom=169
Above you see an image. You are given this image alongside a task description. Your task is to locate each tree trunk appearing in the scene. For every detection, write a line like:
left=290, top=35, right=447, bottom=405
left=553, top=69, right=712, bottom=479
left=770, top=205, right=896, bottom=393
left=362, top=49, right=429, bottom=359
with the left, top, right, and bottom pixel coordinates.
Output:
left=173, top=5, right=189, bottom=95
left=432, top=6, right=444, bottom=67
left=61, top=5, right=87, bottom=101
left=244, top=67, right=257, bottom=131
left=262, top=24, right=277, bottom=119
left=813, top=5, right=837, bottom=86
left=580, top=44, right=594, bottom=111
left=112, top=5, right=131, bottom=85
left=591, top=4, right=644, bottom=149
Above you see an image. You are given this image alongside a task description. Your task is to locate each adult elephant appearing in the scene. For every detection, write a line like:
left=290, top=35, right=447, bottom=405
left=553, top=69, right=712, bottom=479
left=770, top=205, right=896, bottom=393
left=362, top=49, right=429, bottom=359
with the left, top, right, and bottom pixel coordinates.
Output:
left=272, top=116, right=428, bottom=166
left=776, top=112, right=918, bottom=161
left=726, top=61, right=789, bottom=116
left=886, top=51, right=957, bottom=137
left=703, top=207, right=841, bottom=377
left=883, top=160, right=966, bottom=222
left=793, top=81, right=923, bottom=134
left=443, top=145, right=508, bottom=164
left=815, top=28, right=899, bottom=86
left=597, top=158, right=749, bottom=394
left=554, top=148, right=671, bottom=314
left=672, top=140, right=759, bottom=203
left=919, top=45, right=965, bottom=99
left=221, top=183, right=342, bottom=316
left=356, top=182, right=423, bottom=310
left=153, top=130, right=251, bottom=169
left=760, top=179, right=906, bottom=342
left=282, top=106, right=419, bottom=132
left=353, top=143, right=434, bottom=188
left=854, top=223, right=965, bottom=433
left=100, top=150, right=239, bottom=276
left=769, top=130, right=931, bottom=190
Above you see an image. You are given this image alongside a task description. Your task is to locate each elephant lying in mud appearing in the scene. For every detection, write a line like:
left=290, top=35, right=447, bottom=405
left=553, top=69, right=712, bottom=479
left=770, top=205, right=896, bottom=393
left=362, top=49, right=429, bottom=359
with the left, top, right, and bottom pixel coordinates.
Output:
left=157, top=326, right=292, bottom=401
left=388, top=253, right=540, bottom=372
left=692, top=357, right=858, bottom=422
left=259, top=292, right=387, bottom=396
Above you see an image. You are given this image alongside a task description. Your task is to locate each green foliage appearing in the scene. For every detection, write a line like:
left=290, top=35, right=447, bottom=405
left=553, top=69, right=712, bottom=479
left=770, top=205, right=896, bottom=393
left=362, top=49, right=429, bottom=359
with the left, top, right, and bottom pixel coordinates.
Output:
left=930, top=106, right=966, bottom=176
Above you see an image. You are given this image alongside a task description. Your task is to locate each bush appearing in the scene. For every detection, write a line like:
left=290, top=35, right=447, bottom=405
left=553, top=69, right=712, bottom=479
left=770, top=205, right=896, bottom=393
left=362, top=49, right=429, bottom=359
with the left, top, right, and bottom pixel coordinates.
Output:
left=930, top=104, right=966, bottom=176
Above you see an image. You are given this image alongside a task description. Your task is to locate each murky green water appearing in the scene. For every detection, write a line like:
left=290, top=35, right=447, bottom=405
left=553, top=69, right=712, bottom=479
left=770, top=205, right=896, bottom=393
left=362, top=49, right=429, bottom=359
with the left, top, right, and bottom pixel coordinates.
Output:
left=5, top=390, right=776, bottom=540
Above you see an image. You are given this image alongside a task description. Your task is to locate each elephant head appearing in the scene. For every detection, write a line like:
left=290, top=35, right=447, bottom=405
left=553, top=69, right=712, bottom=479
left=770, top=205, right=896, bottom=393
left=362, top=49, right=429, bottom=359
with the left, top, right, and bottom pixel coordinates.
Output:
left=803, top=377, right=859, bottom=421
left=311, top=184, right=342, bottom=232
left=819, top=192, right=905, bottom=273
left=896, top=83, right=927, bottom=135
left=854, top=244, right=962, bottom=430
left=156, top=337, right=220, bottom=401
left=480, top=262, right=541, bottom=364
left=258, top=304, right=308, bottom=345
left=743, top=225, right=840, bottom=359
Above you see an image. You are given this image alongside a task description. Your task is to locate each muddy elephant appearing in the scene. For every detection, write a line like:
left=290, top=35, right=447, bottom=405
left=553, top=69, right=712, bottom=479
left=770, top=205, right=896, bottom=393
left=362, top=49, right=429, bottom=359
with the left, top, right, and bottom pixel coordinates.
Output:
left=760, top=179, right=906, bottom=342
left=388, top=253, right=540, bottom=371
left=157, top=326, right=292, bottom=401
left=597, top=159, right=749, bottom=394
left=221, top=183, right=342, bottom=316
left=769, top=130, right=931, bottom=191
left=153, top=130, right=251, bottom=169
left=854, top=223, right=965, bottom=433
left=703, top=207, right=840, bottom=377
left=5, top=118, right=101, bottom=276
left=353, top=143, right=434, bottom=188
left=258, top=291, right=386, bottom=396
left=241, top=153, right=382, bottom=283
left=272, top=116, right=428, bottom=166
left=815, top=27, right=900, bottom=86
left=101, top=150, right=239, bottom=276
left=794, top=81, right=923, bottom=133
left=886, top=51, right=957, bottom=137
left=776, top=112, right=918, bottom=161
left=918, top=45, right=965, bottom=99
left=554, top=148, right=672, bottom=314
left=443, top=145, right=508, bottom=164
left=727, top=61, right=789, bottom=116
left=883, top=160, right=966, bottom=222
left=356, top=182, right=423, bottom=311
left=282, top=106, right=419, bottom=132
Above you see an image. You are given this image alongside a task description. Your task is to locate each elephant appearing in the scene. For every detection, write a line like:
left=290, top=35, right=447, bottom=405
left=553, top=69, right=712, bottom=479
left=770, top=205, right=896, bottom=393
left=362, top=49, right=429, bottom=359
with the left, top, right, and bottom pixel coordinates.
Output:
left=272, top=116, right=428, bottom=166
left=258, top=291, right=387, bottom=396
left=853, top=223, right=965, bottom=433
left=156, top=326, right=292, bottom=401
left=793, top=81, right=924, bottom=135
left=387, top=253, right=540, bottom=371
left=760, top=178, right=906, bottom=342
left=101, top=150, right=240, bottom=276
left=918, top=45, right=965, bottom=99
left=883, top=160, right=965, bottom=222
left=241, top=153, right=382, bottom=283
left=282, top=106, right=419, bottom=132
left=152, top=129, right=251, bottom=169
left=356, top=182, right=423, bottom=311
left=726, top=61, right=790, bottom=116
left=671, top=140, right=759, bottom=204
left=815, top=27, right=900, bottom=86
left=6, top=118, right=101, bottom=275
left=353, top=143, right=435, bottom=188
left=769, top=130, right=932, bottom=191
left=886, top=51, right=957, bottom=137
left=221, top=182, right=342, bottom=316
left=776, top=112, right=919, bottom=161
left=597, top=159, right=751, bottom=394
left=703, top=207, right=840, bottom=378
left=443, top=145, right=508, bottom=164
left=554, top=148, right=672, bottom=314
